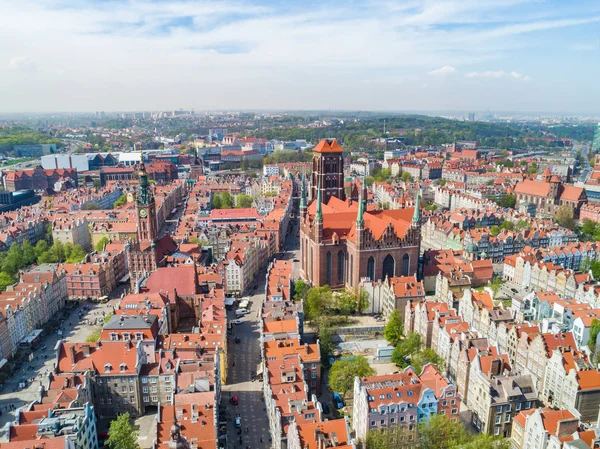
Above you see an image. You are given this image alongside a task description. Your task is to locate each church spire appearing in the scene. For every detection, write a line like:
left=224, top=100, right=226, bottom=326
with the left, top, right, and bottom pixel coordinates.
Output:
left=315, top=178, right=323, bottom=222
left=137, top=149, right=153, bottom=206
left=412, top=194, right=421, bottom=224
left=300, top=169, right=307, bottom=210
left=356, top=178, right=365, bottom=228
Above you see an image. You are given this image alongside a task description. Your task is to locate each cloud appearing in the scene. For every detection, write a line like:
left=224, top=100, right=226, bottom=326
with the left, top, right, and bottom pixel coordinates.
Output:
left=0, top=0, right=596, bottom=112
left=466, top=70, right=531, bottom=81
left=7, top=56, right=36, bottom=72
left=428, top=65, right=456, bottom=76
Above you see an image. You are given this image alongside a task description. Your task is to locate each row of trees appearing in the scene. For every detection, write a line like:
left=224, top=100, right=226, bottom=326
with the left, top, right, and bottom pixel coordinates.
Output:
left=294, top=282, right=369, bottom=322
left=384, top=311, right=443, bottom=374
left=0, top=240, right=87, bottom=291
left=364, top=413, right=509, bottom=449
left=0, top=127, right=64, bottom=155
left=293, top=281, right=369, bottom=364
left=211, top=192, right=255, bottom=209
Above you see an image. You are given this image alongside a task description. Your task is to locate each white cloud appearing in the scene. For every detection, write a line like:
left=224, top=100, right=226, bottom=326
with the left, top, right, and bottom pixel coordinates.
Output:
left=0, top=0, right=594, bottom=112
left=428, top=66, right=457, bottom=76
left=8, top=56, right=36, bottom=71
left=466, top=70, right=531, bottom=81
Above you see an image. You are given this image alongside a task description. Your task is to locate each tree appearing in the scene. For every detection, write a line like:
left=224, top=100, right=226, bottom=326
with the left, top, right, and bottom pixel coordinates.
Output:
left=391, top=332, right=421, bottom=367
left=384, top=309, right=404, bottom=345
left=490, top=276, right=502, bottom=295
left=235, top=193, right=254, bottom=209
left=500, top=220, right=514, bottom=231
left=21, top=240, right=37, bottom=266
left=401, top=171, right=414, bottom=182
left=95, top=237, right=110, bottom=252
left=113, top=193, right=128, bottom=208
left=410, top=348, right=443, bottom=373
left=212, top=192, right=234, bottom=209
left=458, top=433, right=510, bottom=449
left=417, top=413, right=470, bottom=449
left=364, top=176, right=375, bottom=187
left=490, top=225, right=501, bottom=237
left=106, top=413, right=140, bottom=449
left=329, top=356, right=375, bottom=397
left=293, top=279, right=310, bottom=302
left=34, top=239, right=49, bottom=258
left=554, top=204, right=576, bottom=230
left=0, top=272, right=16, bottom=292
left=319, top=324, right=334, bottom=364
left=304, top=286, right=333, bottom=321
left=515, top=219, right=531, bottom=232
left=65, top=244, right=87, bottom=263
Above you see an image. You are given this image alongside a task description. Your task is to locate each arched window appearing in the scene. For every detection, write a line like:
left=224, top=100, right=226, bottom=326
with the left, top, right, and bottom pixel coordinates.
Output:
left=350, top=255, right=354, bottom=285
left=337, top=251, right=345, bottom=283
left=382, top=255, right=395, bottom=280
left=326, top=252, right=332, bottom=285
left=367, top=257, right=375, bottom=281
left=402, top=254, right=410, bottom=276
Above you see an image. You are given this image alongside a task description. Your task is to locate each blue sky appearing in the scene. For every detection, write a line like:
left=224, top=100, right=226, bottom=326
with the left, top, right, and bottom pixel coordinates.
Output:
left=0, top=0, right=599, bottom=113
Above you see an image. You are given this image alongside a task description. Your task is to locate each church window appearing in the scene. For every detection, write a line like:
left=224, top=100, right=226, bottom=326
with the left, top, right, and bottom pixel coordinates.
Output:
left=337, top=251, right=345, bottom=282
left=367, top=257, right=375, bottom=281
left=382, top=255, right=395, bottom=280
left=402, top=254, right=410, bottom=276
left=326, top=252, right=332, bottom=285
left=350, top=255, right=354, bottom=285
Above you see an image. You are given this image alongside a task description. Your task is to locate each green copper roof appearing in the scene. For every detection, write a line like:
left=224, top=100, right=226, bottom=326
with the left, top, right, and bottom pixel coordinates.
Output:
left=356, top=179, right=365, bottom=227
left=300, top=171, right=307, bottom=209
left=412, top=194, right=421, bottom=223
left=315, top=179, right=323, bottom=222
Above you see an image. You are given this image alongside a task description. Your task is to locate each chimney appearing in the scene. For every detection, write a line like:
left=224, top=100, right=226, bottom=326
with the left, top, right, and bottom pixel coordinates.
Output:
left=82, top=344, right=91, bottom=357
left=68, top=345, right=76, bottom=364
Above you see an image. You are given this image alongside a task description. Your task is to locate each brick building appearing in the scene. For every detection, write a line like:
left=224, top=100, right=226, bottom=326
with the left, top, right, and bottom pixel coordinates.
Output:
left=300, top=145, right=421, bottom=289
left=4, top=166, right=78, bottom=192
left=126, top=158, right=177, bottom=290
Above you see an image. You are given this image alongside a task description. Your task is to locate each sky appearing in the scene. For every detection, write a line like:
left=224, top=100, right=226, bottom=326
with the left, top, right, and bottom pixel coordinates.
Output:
left=1, top=0, right=600, bottom=114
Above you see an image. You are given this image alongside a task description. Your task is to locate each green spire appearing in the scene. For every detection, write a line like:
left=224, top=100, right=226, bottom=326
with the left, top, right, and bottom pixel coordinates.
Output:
left=356, top=178, right=365, bottom=227
left=300, top=170, right=307, bottom=209
left=315, top=179, right=323, bottom=222
left=412, top=194, right=421, bottom=223
left=137, top=150, right=153, bottom=206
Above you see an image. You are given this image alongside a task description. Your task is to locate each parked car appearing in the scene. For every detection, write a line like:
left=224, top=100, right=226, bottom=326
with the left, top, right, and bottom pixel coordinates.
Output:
left=235, top=336, right=241, bottom=343
left=235, top=415, right=241, bottom=427
left=231, top=396, right=239, bottom=405
left=333, top=392, right=344, bottom=409
left=233, top=319, right=243, bottom=325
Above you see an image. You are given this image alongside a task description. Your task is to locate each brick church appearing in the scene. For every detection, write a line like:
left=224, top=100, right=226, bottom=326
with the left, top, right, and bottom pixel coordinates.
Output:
left=126, top=155, right=177, bottom=290
left=299, top=139, right=422, bottom=290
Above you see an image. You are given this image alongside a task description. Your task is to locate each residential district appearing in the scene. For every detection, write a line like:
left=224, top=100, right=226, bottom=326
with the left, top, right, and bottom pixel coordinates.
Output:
left=0, top=115, right=599, bottom=449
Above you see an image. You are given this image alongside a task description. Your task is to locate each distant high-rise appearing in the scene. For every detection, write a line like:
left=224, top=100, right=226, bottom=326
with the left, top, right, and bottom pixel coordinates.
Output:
left=468, top=112, right=475, bottom=122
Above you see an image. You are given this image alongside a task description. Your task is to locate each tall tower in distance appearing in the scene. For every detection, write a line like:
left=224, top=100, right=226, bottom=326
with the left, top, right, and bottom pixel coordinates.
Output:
left=311, top=139, right=345, bottom=202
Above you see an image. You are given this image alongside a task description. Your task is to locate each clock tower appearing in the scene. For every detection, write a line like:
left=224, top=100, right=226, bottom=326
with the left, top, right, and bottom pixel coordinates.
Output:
left=136, top=154, right=158, bottom=243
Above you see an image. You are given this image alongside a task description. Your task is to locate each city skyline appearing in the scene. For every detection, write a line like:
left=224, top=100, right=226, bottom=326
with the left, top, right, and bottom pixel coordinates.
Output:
left=1, top=0, right=600, bottom=113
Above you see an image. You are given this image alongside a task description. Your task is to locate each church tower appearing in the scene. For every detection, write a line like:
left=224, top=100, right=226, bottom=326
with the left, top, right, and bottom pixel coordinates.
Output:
left=311, top=139, right=345, bottom=202
left=136, top=153, right=158, bottom=243
left=189, top=147, right=204, bottom=181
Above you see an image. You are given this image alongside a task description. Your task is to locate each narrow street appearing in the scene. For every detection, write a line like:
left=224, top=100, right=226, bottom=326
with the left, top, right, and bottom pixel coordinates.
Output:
left=222, top=272, right=269, bottom=449
left=221, top=200, right=302, bottom=449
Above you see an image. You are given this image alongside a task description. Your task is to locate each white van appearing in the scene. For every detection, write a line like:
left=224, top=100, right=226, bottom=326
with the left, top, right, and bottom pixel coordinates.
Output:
left=235, top=308, right=249, bottom=317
